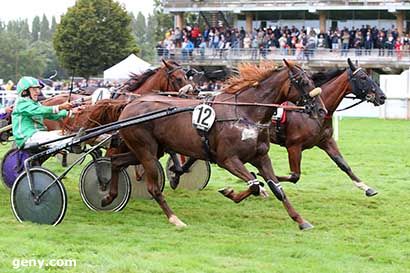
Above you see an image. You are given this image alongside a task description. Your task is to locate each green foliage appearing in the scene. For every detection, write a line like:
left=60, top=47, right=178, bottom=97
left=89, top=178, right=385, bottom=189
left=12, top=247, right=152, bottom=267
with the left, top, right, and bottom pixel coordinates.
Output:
left=50, top=16, right=57, bottom=36
left=153, top=0, right=173, bottom=43
left=53, top=0, right=135, bottom=79
left=0, top=118, right=409, bottom=272
left=0, top=32, right=43, bottom=81
left=31, top=16, right=40, bottom=42
left=39, top=14, right=50, bottom=41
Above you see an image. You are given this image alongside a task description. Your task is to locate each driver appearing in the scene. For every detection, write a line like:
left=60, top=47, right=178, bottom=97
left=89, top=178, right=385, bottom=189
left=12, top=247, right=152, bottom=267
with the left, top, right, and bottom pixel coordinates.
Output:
left=12, top=76, right=74, bottom=149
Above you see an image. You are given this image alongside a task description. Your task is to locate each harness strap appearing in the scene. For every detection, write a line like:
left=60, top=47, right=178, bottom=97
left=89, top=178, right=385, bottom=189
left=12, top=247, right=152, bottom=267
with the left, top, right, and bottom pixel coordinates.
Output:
left=196, top=129, right=214, bottom=163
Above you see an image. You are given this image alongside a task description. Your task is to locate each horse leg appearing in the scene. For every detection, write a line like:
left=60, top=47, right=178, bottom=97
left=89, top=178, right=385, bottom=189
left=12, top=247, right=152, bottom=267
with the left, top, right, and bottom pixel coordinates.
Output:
left=101, top=152, right=138, bottom=207
left=217, top=156, right=268, bottom=203
left=318, top=138, right=377, bottom=197
left=123, top=136, right=186, bottom=227
left=251, top=154, right=313, bottom=230
left=141, top=157, right=187, bottom=228
left=276, top=145, right=302, bottom=183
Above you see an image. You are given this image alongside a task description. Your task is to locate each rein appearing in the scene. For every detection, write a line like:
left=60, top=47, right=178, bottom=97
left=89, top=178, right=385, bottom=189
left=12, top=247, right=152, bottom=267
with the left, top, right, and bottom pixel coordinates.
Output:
left=336, top=99, right=365, bottom=112
left=135, top=97, right=306, bottom=111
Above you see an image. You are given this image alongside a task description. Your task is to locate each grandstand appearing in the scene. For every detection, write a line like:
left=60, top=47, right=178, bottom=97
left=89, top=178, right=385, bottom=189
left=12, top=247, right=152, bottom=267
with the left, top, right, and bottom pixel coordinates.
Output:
left=161, top=0, right=410, bottom=73
left=164, top=0, right=410, bottom=34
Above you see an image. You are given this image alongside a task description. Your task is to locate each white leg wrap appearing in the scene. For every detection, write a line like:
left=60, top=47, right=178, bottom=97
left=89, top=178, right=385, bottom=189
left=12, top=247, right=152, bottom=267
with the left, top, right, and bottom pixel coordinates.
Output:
left=354, top=181, right=370, bottom=191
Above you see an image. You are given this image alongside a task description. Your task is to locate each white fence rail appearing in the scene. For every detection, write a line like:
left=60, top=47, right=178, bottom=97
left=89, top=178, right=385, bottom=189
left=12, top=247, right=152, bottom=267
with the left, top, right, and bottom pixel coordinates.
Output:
left=0, top=90, right=71, bottom=106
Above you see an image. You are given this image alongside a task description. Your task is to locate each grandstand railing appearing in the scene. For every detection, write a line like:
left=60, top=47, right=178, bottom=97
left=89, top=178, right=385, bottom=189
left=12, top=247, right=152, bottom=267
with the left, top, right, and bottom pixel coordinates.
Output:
left=155, top=48, right=410, bottom=68
left=163, top=0, right=408, bottom=10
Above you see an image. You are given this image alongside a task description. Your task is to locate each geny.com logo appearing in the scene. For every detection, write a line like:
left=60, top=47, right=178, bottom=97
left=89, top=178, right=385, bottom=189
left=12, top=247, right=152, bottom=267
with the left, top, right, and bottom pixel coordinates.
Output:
left=12, top=258, right=76, bottom=269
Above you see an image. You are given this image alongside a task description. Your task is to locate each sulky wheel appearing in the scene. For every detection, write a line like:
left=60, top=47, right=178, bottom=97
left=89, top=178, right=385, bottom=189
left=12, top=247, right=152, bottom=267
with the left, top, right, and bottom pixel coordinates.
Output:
left=166, top=154, right=211, bottom=190
left=1, top=148, right=31, bottom=189
left=11, top=167, right=67, bottom=225
left=127, top=160, right=165, bottom=200
left=79, top=157, right=131, bottom=212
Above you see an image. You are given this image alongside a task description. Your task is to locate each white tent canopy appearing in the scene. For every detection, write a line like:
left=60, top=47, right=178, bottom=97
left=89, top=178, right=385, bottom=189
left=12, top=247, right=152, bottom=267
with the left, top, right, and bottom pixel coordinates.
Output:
left=103, top=54, right=151, bottom=80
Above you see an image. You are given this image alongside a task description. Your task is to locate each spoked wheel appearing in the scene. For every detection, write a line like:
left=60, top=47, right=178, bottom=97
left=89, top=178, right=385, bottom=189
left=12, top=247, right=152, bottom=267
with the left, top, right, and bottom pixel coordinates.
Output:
left=1, top=148, right=31, bottom=189
left=11, top=167, right=67, bottom=225
left=166, top=154, right=211, bottom=190
left=127, top=161, right=165, bottom=200
left=79, top=157, right=131, bottom=212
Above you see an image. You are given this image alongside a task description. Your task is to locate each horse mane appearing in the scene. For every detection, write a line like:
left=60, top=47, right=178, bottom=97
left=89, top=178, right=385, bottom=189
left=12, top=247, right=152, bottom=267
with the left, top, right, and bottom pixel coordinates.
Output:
left=312, top=68, right=345, bottom=86
left=67, top=99, right=128, bottom=131
left=222, top=62, right=282, bottom=94
left=88, top=99, right=129, bottom=126
left=125, top=68, right=160, bottom=91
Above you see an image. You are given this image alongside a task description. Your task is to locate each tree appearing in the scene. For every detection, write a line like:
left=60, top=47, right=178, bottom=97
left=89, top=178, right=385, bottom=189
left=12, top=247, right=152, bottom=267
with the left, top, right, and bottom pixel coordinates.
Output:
left=0, top=32, right=46, bottom=82
left=32, top=16, right=40, bottom=42
left=39, top=14, right=50, bottom=41
left=135, top=12, right=146, bottom=45
left=153, top=0, right=173, bottom=43
left=53, top=0, right=135, bottom=79
left=50, top=16, right=57, bottom=37
left=19, top=20, right=31, bottom=41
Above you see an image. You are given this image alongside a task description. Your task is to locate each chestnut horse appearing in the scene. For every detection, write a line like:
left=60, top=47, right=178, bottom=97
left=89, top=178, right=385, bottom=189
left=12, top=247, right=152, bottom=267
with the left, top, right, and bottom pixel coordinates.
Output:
left=110, top=60, right=322, bottom=230
left=42, top=59, right=189, bottom=131
left=270, top=59, right=386, bottom=196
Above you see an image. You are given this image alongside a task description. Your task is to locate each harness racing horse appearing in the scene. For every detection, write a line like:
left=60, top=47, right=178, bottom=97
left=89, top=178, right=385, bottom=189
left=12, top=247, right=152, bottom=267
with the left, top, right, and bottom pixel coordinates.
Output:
left=43, top=59, right=189, bottom=130
left=270, top=58, right=386, bottom=196
left=112, top=60, right=322, bottom=230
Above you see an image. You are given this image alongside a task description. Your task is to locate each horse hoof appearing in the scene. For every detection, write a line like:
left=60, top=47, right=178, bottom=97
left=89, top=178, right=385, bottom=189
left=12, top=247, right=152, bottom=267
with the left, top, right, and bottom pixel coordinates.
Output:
left=169, top=176, right=180, bottom=190
left=365, top=188, right=378, bottom=197
left=169, top=215, right=187, bottom=228
left=101, top=196, right=114, bottom=207
left=218, top=188, right=233, bottom=196
left=299, top=222, right=314, bottom=231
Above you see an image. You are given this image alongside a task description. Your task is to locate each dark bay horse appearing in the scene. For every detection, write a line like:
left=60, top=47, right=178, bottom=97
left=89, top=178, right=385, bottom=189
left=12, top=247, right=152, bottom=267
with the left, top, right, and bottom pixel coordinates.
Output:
left=113, top=60, right=322, bottom=229
left=270, top=59, right=386, bottom=196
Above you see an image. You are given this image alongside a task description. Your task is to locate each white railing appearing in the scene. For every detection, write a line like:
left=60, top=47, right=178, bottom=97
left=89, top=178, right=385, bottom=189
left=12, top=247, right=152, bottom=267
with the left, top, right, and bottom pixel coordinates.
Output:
left=163, top=0, right=408, bottom=9
left=0, top=90, right=69, bottom=106
left=155, top=47, right=410, bottom=67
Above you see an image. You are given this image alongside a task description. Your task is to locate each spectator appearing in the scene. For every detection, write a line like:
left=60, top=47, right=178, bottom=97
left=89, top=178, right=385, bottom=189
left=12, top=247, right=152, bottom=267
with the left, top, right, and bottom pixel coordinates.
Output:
left=377, top=31, right=386, bottom=56
left=341, top=30, right=350, bottom=56
left=174, top=27, right=183, bottom=48
left=354, top=32, right=363, bottom=56
left=295, top=38, right=304, bottom=60
left=364, top=32, right=373, bottom=55
left=181, top=37, right=194, bottom=60
left=251, top=37, right=259, bottom=60
left=394, top=37, right=403, bottom=60
left=279, top=34, right=287, bottom=55
left=331, top=31, right=339, bottom=52
left=385, top=33, right=394, bottom=57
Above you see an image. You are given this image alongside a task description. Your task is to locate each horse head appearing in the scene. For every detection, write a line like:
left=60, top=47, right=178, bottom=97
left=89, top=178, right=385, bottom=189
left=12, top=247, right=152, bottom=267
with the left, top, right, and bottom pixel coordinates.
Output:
left=347, top=58, right=386, bottom=106
left=65, top=99, right=128, bottom=133
left=283, top=59, right=326, bottom=116
left=161, top=59, right=191, bottom=92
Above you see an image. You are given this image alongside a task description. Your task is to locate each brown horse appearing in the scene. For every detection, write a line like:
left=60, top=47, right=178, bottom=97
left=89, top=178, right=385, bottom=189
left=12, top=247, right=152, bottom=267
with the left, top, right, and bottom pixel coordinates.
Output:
left=42, top=59, right=189, bottom=131
left=111, top=60, right=321, bottom=230
left=270, top=59, right=386, bottom=196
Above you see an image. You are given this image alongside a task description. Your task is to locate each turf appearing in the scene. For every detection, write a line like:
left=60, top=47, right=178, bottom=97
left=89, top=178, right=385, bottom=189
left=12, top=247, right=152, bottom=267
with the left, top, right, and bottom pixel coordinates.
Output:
left=0, top=118, right=409, bottom=273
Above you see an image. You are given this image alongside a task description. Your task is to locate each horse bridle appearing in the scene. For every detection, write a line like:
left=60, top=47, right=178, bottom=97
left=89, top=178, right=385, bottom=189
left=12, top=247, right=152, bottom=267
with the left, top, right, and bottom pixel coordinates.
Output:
left=165, top=65, right=185, bottom=92
left=288, top=68, right=319, bottom=114
left=336, top=67, right=375, bottom=112
left=348, top=67, right=375, bottom=101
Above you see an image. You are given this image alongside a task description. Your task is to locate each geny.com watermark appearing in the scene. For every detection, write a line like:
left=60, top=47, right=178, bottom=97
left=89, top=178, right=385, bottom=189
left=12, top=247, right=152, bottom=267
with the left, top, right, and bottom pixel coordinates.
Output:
left=12, top=258, right=76, bottom=269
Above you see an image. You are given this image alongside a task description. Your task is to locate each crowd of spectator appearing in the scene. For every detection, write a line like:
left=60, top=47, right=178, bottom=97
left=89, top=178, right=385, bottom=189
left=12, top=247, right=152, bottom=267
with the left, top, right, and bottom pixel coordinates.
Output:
left=156, top=24, right=410, bottom=60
